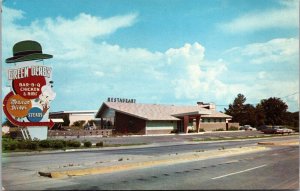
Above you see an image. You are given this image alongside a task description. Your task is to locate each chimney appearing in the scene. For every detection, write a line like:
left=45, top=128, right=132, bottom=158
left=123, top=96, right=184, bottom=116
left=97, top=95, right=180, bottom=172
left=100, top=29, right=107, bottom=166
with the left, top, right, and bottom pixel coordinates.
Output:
left=197, top=102, right=216, bottom=111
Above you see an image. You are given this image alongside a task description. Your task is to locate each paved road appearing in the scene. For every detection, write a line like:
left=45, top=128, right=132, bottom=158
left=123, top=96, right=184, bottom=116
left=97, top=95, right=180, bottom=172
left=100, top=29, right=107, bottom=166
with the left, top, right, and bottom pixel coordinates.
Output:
left=2, top=136, right=299, bottom=190
left=47, top=145, right=300, bottom=190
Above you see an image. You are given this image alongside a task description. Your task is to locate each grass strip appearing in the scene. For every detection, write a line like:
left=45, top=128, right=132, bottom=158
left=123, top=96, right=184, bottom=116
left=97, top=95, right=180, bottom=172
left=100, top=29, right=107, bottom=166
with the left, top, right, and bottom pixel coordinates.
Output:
left=192, top=133, right=298, bottom=142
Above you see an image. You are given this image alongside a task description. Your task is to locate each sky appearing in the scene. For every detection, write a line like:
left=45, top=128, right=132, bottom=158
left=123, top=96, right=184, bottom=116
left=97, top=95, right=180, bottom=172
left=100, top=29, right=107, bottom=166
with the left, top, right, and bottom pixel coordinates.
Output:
left=1, top=0, right=299, bottom=114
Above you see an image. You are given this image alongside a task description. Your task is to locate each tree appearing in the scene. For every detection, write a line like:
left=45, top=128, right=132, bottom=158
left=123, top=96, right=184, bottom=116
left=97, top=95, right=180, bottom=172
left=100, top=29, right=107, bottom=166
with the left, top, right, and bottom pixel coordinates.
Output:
left=255, top=104, right=265, bottom=127
left=225, top=94, right=248, bottom=125
left=283, top=111, right=299, bottom=131
left=258, top=97, right=288, bottom=125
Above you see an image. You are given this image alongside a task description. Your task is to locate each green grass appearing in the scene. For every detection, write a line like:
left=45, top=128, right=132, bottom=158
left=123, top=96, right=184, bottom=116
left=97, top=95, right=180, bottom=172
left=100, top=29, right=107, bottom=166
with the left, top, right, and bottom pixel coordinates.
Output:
left=192, top=133, right=298, bottom=142
left=102, top=143, right=148, bottom=147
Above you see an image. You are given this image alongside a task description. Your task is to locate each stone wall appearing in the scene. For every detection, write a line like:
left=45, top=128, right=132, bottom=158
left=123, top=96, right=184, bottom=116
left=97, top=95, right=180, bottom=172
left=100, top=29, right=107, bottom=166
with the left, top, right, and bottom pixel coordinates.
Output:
left=48, top=129, right=113, bottom=137
left=146, top=129, right=173, bottom=134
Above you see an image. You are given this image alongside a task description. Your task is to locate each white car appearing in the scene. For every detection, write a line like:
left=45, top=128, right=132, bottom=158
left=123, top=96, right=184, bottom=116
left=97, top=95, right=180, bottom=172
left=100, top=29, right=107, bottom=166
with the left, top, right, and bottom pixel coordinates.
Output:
left=241, top=125, right=257, bottom=131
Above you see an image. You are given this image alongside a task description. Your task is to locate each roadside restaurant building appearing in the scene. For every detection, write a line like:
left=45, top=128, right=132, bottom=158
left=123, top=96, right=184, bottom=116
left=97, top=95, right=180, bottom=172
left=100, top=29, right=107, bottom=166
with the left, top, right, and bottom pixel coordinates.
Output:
left=95, top=101, right=234, bottom=135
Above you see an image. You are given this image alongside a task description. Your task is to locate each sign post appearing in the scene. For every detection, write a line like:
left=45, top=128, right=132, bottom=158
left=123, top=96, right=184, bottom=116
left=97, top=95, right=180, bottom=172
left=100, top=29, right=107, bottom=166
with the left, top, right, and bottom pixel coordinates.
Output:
left=3, top=40, right=55, bottom=140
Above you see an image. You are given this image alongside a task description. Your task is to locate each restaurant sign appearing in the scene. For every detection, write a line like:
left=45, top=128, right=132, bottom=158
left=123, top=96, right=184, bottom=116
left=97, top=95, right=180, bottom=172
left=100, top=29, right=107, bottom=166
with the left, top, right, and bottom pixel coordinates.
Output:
left=107, top=97, right=136, bottom=103
left=3, top=40, right=55, bottom=128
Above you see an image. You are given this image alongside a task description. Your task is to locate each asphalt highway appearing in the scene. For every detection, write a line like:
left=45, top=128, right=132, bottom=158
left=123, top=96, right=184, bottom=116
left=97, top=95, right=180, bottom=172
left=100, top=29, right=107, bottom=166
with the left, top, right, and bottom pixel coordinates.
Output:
left=51, top=145, right=299, bottom=190
left=2, top=135, right=299, bottom=190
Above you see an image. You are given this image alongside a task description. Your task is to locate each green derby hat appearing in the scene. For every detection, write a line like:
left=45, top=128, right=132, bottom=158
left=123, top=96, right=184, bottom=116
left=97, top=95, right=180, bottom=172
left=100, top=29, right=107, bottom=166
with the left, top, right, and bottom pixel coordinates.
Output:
left=6, top=40, right=53, bottom=63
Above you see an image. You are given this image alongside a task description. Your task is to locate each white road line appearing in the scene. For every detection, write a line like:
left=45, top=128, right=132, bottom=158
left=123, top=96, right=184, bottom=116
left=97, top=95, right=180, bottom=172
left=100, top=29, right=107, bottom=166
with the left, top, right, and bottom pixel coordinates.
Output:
left=211, top=164, right=267, bottom=180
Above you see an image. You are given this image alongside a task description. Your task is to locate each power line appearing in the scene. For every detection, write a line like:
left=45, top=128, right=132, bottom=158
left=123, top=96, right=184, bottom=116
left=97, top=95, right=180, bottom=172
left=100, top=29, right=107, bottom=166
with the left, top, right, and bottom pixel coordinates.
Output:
left=281, top=92, right=299, bottom=99
left=215, top=92, right=299, bottom=107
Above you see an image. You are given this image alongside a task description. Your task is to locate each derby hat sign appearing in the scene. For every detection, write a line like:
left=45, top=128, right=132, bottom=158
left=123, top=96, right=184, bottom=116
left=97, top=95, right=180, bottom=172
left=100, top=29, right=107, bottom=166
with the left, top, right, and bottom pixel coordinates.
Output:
left=5, top=40, right=53, bottom=63
left=3, top=40, right=56, bottom=129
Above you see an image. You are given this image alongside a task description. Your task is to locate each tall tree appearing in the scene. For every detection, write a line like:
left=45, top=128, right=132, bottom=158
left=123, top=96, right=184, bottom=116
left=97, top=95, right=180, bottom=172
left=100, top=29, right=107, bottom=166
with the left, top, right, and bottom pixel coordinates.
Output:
left=255, top=104, right=266, bottom=127
left=225, top=94, right=247, bottom=124
left=259, top=97, right=288, bottom=125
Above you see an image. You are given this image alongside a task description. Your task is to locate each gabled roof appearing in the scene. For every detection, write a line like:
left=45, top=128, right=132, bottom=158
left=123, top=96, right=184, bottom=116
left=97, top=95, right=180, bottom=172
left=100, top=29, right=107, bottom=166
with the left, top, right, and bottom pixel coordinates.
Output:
left=96, top=102, right=229, bottom=121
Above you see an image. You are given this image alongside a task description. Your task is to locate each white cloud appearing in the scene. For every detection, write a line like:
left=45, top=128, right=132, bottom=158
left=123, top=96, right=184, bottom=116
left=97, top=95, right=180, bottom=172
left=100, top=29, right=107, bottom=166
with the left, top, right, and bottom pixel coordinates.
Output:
left=224, top=38, right=299, bottom=65
left=221, top=37, right=299, bottom=111
left=258, top=71, right=267, bottom=79
left=218, top=0, right=299, bottom=33
left=2, top=6, right=299, bottom=112
left=165, top=43, right=205, bottom=99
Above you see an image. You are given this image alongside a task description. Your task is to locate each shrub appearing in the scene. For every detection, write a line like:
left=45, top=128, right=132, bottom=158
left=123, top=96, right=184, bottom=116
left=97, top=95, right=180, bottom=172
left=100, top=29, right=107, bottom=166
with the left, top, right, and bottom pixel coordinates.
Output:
left=199, top=128, right=205, bottom=132
left=171, top=129, right=178, bottom=134
left=67, top=140, right=81, bottom=147
left=17, top=140, right=28, bottom=150
left=51, top=140, right=65, bottom=149
left=96, top=141, right=104, bottom=147
left=84, top=141, right=92, bottom=147
left=228, top=126, right=239, bottom=131
left=39, top=140, right=51, bottom=148
left=2, top=133, right=11, bottom=139
left=2, top=139, right=18, bottom=150
left=72, top=120, right=86, bottom=127
left=215, top=128, right=224, bottom=131
left=25, top=140, right=39, bottom=150
left=188, top=129, right=197, bottom=133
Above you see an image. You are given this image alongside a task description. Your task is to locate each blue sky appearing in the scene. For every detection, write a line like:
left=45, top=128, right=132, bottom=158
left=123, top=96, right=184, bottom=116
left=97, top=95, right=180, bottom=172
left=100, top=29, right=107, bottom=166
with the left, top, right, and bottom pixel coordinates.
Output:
left=2, top=0, right=299, bottom=114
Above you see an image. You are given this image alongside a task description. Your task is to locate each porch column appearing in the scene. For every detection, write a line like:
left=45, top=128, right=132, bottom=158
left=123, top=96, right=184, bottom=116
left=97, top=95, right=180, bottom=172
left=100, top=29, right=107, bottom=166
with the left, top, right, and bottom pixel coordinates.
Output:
left=183, top=115, right=189, bottom=134
left=196, top=115, right=201, bottom=133
left=101, top=118, right=104, bottom=129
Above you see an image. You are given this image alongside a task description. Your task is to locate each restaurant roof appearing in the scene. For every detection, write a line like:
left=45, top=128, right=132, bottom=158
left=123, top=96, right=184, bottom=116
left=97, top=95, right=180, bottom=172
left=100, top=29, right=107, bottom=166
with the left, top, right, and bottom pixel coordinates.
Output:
left=96, top=102, right=231, bottom=120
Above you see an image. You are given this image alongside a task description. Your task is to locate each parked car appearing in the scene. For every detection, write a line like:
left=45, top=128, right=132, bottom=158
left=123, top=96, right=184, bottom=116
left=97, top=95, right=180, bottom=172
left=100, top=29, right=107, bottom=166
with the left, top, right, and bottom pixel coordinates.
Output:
left=261, top=126, right=293, bottom=134
left=239, top=125, right=257, bottom=131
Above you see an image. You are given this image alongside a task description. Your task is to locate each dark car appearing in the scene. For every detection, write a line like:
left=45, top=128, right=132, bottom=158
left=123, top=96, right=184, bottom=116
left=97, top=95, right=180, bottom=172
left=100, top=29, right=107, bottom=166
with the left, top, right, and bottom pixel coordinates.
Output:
left=261, top=126, right=294, bottom=134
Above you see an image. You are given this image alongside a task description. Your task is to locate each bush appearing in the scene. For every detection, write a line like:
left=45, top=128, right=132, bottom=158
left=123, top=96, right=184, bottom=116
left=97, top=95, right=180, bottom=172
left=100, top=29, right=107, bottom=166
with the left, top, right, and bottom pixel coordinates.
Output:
left=17, top=140, right=28, bottom=150
left=188, top=129, right=197, bottom=133
left=171, top=129, right=178, bottom=134
left=84, top=141, right=92, bottom=147
left=228, top=126, right=239, bottom=131
left=67, top=140, right=81, bottom=147
left=96, top=141, right=104, bottom=147
left=72, top=120, right=86, bottom=127
left=2, top=133, right=11, bottom=139
left=39, top=140, right=51, bottom=148
left=2, top=139, right=18, bottom=150
left=215, top=128, right=224, bottom=131
left=25, top=140, right=39, bottom=150
left=51, top=140, right=65, bottom=149
left=199, top=128, right=205, bottom=132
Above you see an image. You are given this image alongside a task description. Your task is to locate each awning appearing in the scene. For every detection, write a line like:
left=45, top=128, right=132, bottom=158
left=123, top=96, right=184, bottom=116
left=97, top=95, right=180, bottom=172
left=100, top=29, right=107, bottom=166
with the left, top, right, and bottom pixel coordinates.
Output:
left=172, top=109, right=212, bottom=117
left=51, top=118, right=64, bottom=123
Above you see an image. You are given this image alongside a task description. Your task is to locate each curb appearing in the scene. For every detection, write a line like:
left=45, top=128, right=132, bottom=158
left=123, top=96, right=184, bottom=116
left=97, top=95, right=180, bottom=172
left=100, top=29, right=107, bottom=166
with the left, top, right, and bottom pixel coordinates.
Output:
left=39, top=146, right=268, bottom=179
left=257, top=140, right=299, bottom=146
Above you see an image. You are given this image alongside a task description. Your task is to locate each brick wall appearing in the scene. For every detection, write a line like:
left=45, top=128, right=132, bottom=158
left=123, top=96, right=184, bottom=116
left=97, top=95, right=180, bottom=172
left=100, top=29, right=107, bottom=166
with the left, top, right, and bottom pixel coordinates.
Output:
left=200, top=122, right=240, bottom=131
left=200, top=123, right=227, bottom=131
left=115, top=112, right=146, bottom=135
left=228, top=122, right=239, bottom=128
